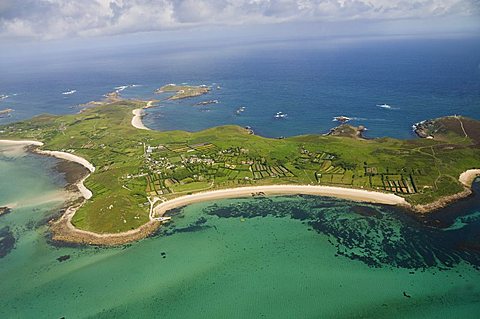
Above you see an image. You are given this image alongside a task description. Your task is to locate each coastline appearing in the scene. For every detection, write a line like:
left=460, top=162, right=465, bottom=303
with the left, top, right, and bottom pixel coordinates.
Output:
left=50, top=203, right=161, bottom=246
left=153, top=185, right=408, bottom=217
left=0, top=139, right=44, bottom=146
left=459, top=169, right=480, bottom=187
left=413, top=169, right=480, bottom=213
left=131, top=100, right=155, bottom=130
left=0, top=139, right=94, bottom=203
left=1, top=139, right=479, bottom=246
left=49, top=184, right=408, bottom=246
left=34, top=150, right=95, bottom=200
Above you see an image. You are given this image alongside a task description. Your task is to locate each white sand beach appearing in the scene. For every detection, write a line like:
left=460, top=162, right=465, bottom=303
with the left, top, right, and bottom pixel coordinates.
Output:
left=131, top=100, right=156, bottom=130
left=36, top=150, right=95, bottom=173
left=132, top=109, right=151, bottom=130
left=0, top=139, right=95, bottom=200
left=0, top=139, right=44, bottom=146
left=152, top=185, right=408, bottom=218
left=459, top=169, right=480, bottom=187
left=51, top=184, right=407, bottom=245
left=35, top=150, right=95, bottom=199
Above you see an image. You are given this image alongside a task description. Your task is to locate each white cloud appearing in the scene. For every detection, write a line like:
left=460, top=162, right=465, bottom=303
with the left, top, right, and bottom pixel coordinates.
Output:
left=0, top=0, right=478, bottom=40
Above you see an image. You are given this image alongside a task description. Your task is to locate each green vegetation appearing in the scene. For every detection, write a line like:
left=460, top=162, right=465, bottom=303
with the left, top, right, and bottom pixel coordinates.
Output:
left=155, top=84, right=210, bottom=100
left=1, top=101, right=479, bottom=233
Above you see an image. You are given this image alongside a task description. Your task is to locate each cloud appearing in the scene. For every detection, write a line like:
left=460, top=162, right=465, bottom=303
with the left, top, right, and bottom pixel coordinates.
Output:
left=0, top=0, right=478, bottom=40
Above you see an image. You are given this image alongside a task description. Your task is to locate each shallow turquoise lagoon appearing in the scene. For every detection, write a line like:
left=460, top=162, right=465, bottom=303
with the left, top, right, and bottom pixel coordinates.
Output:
left=1, top=148, right=480, bottom=318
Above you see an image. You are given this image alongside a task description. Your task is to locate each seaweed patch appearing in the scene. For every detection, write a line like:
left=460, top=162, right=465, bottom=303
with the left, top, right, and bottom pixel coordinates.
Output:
left=0, top=226, right=15, bottom=258
left=203, top=195, right=480, bottom=269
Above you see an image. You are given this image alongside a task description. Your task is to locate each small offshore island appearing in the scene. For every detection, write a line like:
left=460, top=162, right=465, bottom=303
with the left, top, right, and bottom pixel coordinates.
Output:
left=155, top=84, right=211, bottom=100
left=0, top=108, right=13, bottom=118
left=1, top=92, right=479, bottom=245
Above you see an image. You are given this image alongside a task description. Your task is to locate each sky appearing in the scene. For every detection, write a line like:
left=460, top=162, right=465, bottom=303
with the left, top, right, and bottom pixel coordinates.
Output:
left=0, top=0, right=479, bottom=43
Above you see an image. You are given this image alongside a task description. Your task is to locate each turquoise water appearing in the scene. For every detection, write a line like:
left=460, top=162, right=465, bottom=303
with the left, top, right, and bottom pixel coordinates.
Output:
left=1, top=147, right=480, bottom=318
left=1, top=36, right=480, bottom=317
left=0, top=146, right=65, bottom=208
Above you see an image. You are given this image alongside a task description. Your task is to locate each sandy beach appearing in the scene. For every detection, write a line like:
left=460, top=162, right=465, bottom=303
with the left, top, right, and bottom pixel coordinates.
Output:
left=0, top=140, right=42, bottom=157
left=459, top=169, right=480, bottom=187
left=153, top=185, right=408, bottom=218
left=0, top=139, right=95, bottom=200
left=2, top=138, right=478, bottom=245
left=131, top=101, right=155, bottom=130
left=0, top=139, right=44, bottom=146
left=131, top=109, right=150, bottom=130
left=49, top=184, right=407, bottom=246
left=35, top=150, right=95, bottom=199
left=36, top=150, right=95, bottom=173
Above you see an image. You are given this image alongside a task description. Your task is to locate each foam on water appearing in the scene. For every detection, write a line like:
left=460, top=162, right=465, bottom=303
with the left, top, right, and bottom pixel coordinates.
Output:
left=1, top=37, right=480, bottom=138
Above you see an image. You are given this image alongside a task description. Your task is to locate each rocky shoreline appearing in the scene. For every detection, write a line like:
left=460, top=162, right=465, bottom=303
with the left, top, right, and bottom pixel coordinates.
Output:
left=412, top=187, right=473, bottom=214
left=0, top=206, right=11, bottom=216
left=49, top=202, right=161, bottom=246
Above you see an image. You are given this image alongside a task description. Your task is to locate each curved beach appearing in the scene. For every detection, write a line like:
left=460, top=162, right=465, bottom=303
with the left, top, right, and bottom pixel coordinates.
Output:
left=36, top=150, right=95, bottom=173
left=153, top=185, right=408, bottom=218
left=131, top=101, right=155, bottom=130
left=0, top=139, right=95, bottom=200
left=131, top=109, right=150, bottom=130
left=35, top=150, right=95, bottom=200
left=2, top=138, right=479, bottom=245
left=412, top=168, right=480, bottom=213
left=50, top=184, right=407, bottom=245
left=459, top=169, right=480, bottom=187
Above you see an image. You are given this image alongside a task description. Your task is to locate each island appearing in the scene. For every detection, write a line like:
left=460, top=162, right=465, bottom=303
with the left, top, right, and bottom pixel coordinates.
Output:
left=155, top=84, right=210, bottom=100
left=0, top=108, right=13, bottom=117
left=0, top=98, right=479, bottom=245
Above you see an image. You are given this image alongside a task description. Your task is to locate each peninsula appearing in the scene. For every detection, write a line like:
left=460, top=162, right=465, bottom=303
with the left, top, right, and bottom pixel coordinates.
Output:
left=155, top=84, right=210, bottom=100
left=1, top=99, right=479, bottom=245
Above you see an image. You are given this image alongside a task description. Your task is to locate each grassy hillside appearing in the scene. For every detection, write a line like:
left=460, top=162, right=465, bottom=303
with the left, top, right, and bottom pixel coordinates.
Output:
left=1, top=101, right=479, bottom=233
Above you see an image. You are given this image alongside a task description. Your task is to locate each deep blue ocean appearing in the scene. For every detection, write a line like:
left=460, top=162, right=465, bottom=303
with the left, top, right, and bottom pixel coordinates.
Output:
left=1, top=36, right=479, bottom=138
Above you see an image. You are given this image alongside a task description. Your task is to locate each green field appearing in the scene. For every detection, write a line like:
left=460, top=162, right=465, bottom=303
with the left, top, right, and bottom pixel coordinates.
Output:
left=1, top=100, right=479, bottom=233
